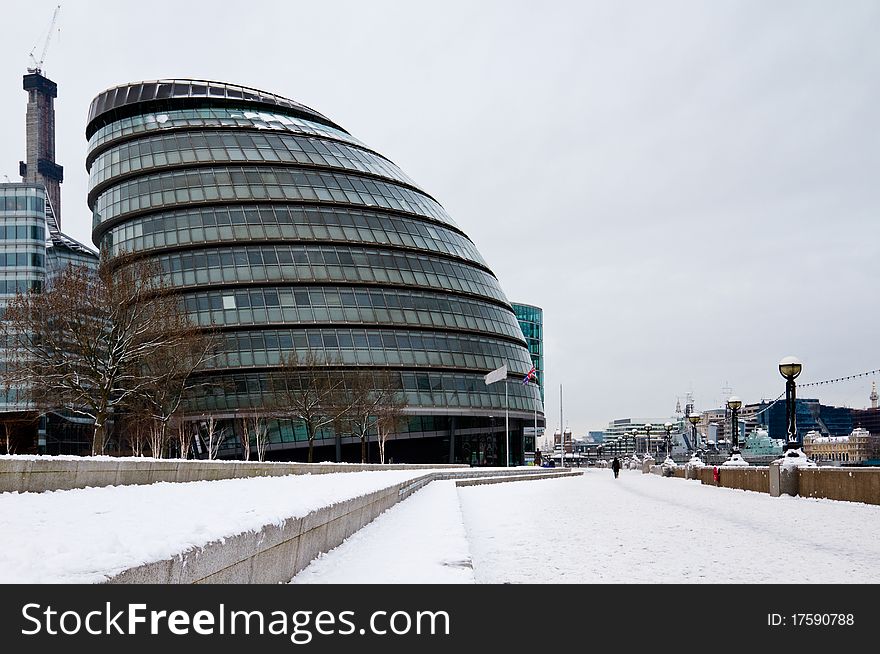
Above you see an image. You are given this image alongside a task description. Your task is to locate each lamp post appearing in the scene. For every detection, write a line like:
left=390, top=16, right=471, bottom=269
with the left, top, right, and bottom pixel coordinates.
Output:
left=727, top=396, right=742, bottom=454
left=664, top=421, right=674, bottom=460
left=643, top=423, right=653, bottom=461
left=722, top=395, right=748, bottom=466
left=687, top=412, right=702, bottom=458
left=630, top=428, right=639, bottom=458
left=779, top=356, right=814, bottom=466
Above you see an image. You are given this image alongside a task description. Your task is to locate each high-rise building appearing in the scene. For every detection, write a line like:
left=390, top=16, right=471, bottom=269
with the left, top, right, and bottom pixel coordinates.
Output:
left=86, top=79, right=542, bottom=463
left=20, top=73, right=63, bottom=224
left=748, top=398, right=853, bottom=444
left=512, top=302, right=543, bottom=402
left=1, top=69, right=99, bottom=455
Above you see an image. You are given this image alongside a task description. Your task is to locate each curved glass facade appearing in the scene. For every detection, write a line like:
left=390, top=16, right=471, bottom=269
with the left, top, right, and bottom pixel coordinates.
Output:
left=87, top=80, right=542, bottom=463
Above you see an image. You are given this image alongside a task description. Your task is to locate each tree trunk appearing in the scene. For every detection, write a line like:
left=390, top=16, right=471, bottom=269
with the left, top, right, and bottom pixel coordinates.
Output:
left=3, top=423, right=13, bottom=455
left=361, top=434, right=366, bottom=464
left=92, top=413, right=107, bottom=457
left=306, top=422, right=314, bottom=464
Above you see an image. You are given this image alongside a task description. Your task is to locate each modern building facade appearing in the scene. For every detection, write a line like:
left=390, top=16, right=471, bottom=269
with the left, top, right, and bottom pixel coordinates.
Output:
left=1, top=69, right=98, bottom=455
left=603, top=418, right=683, bottom=457
left=749, top=398, right=853, bottom=445
left=0, top=184, right=97, bottom=453
left=86, top=79, right=543, bottom=463
left=512, top=302, right=543, bottom=402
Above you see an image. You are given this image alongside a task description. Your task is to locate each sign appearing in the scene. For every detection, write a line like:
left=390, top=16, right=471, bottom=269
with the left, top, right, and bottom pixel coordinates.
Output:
left=484, top=364, right=507, bottom=385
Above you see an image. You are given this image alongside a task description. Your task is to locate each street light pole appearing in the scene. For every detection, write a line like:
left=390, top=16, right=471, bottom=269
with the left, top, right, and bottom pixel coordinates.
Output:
left=644, top=423, right=653, bottom=462
left=778, top=356, right=814, bottom=467
left=664, top=421, right=673, bottom=460
left=687, top=412, right=702, bottom=461
left=727, top=396, right=742, bottom=454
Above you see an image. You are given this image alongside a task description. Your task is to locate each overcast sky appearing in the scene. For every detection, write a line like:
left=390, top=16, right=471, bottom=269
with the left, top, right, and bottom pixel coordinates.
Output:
left=2, top=0, right=878, bottom=434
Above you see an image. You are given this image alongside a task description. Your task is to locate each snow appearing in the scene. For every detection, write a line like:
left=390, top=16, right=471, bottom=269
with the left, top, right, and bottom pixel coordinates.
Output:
left=457, top=471, right=880, bottom=583
left=0, top=470, right=438, bottom=583
left=291, top=480, right=474, bottom=584
left=8, top=465, right=880, bottom=585
left=777, top=449, right=818, bottom=469
left=290, top=470, right=880, bottom=584
left=721, top=453, right=750, bottom=467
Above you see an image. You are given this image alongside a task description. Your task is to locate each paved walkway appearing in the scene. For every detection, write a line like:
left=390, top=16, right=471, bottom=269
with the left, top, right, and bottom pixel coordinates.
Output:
left=294, top=469, right=880, bottom=583
left=458, top=469, right=880, bottom=583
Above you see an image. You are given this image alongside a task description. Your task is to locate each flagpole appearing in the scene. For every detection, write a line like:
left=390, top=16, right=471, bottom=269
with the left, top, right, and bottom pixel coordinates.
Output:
left=505, top=378, right=509, bottom=467
left=533, top=381, right=538, bottom=462
left=560, top=383, right=564, bottom=468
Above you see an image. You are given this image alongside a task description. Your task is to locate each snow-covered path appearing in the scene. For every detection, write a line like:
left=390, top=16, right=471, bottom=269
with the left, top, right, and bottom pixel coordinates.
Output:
left=294, top=469, right=880, bottom=584
left=458, top=469, right=880, bottom=583
left=292, top=480, right=474, bottom=584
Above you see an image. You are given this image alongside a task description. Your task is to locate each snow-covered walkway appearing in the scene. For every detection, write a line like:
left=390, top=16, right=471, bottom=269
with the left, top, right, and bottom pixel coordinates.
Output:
left=296, top=469, right=880, bottom=584
left=292, top=480, right=474, bottom=584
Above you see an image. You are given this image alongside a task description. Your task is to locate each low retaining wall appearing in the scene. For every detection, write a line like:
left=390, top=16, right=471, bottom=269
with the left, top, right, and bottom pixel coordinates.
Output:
left=104, top=467, right=561, bottom=584
left=697, top=466, right=770, bottom=494
left=663, top=462, right=880, bottom=505
left=796, top=467, right=880, bottom=505
left=455, top=470, right=582, bottom=487
left=0, top=457, right=467, bottom=494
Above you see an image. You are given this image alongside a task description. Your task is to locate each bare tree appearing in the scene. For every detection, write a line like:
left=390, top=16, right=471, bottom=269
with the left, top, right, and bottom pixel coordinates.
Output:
left=0, top=417, right=33, bottom=455
left=1, top=255, right=204, bottom=456
left=251, top=416, right=271, bottom=462
left=147, top=421, right=168, bottom=459
left=375, top=376, right=409, bottom=465
left=271, top=351, right=350, bottom=463
left=343, top=372, right=383, bottom=464
left=124, top=414, right=148, bottom=457
left=200, top=414, right=227, bottom=460
left=2, top=422, right=13, bottom=456
left=238, top=416, right=252, bottom=461
left=342, top=371, right=407, bottom=464
left=130, top=320, right=218, bottom=458
left=172, top=418, right=192, bottom=460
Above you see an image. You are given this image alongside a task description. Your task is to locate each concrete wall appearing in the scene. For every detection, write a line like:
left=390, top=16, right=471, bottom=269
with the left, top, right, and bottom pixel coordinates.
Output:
left=455, top=470, right=582, bottom=487
left=669, top=463, right=880, bottom=505
left=697, top=466, right=770, bottom=494
left=797, top=467, right=880, bottom=505
left=0, top=458, right=467, bottom=494
left=103, top=467, right=560, bottom=584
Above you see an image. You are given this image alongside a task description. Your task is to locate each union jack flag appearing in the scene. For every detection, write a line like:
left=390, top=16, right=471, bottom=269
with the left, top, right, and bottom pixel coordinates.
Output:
left=522, top=365, right=537, bottom=384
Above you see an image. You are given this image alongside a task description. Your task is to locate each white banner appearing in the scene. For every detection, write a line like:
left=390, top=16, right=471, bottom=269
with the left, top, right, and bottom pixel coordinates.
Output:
left=484, top=364, right=507, bottom=385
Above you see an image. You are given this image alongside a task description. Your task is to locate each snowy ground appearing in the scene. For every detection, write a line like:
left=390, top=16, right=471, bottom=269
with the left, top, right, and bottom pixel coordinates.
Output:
left=292, top=480, right=474, bottom=584
left=295, top=469, right=880, bottom=584
left=0, top=470, right=435, bottom=583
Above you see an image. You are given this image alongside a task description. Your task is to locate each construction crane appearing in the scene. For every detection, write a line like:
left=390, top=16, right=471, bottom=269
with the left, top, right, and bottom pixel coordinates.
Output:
left=27, top=4, right=62, bottom=75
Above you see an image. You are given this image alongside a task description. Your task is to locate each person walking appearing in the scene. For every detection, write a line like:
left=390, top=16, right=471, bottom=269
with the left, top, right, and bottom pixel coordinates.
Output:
left=611, top=457, right=621, bottom=479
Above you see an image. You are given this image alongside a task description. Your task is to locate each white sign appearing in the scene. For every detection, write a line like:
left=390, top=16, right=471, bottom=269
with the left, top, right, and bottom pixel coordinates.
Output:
left=484, top=364, right=507, bottom=385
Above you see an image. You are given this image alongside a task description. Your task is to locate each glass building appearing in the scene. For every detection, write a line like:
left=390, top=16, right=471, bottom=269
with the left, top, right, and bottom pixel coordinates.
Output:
left=512, top=303, right=543, bottom=403
left=1, top=183, right=98, bottom=453
left=86, top=79, right=543, bottom=463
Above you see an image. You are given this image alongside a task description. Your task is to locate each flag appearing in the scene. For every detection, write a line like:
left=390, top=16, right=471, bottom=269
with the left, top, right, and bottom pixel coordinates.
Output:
left=522, top=365, right=537, bottom=384
left=484, top=364, right=507, bottom=385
